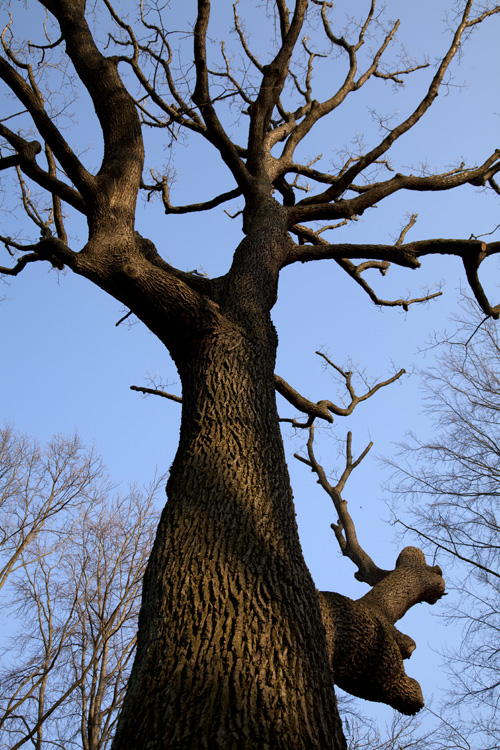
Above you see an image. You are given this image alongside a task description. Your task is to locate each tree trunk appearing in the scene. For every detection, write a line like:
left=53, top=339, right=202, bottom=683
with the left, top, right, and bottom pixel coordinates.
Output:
left=111, top=306, right=346, bottom=748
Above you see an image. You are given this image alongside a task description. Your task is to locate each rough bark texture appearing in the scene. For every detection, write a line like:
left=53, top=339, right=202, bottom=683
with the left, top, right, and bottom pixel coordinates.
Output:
left=319, top=547, right=445, bottom=715
left=109, top=222, right=346, bottom=748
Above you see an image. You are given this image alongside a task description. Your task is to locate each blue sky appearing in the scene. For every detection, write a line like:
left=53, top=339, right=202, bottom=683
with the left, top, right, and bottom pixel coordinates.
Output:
left=1, top=0, right=500, bottom=728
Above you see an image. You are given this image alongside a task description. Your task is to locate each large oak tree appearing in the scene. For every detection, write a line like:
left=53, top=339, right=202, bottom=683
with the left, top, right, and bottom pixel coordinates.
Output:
left=1, top=2, right=500, bottom=747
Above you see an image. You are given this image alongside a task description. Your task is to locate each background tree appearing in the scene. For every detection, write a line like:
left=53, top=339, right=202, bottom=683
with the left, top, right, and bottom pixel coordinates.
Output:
left=286, top=344, right=500, bottom=748
left=0, top=427, right=160, bottom=750
left=0, top=426, right=103, bottom=594
left=1, top=2, right=500, bottom=747
left=338, top=703, right=490, bottom=750
left=390, top=294, right=500, bottom=748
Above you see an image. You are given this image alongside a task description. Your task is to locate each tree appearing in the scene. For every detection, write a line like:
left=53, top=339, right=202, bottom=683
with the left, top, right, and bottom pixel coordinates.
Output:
left=0, top=427, right=160, bottom=750
left=390, top=295, right=500, bottom=748
left=0, top=426, right=103, bottom=595
left=339, top=707, right=440, bottom=750
left=1, top=2, right=500, bottom=747
left=339, top=703, right=490, bottom=750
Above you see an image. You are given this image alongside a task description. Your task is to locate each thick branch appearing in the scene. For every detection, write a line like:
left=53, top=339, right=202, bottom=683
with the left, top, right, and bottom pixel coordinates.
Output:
left=319, top=547, right=445, bottom=715
left=359, top=547, right=445, bottom=622
left=192, top=0, right=250, bottom=189
left=0, top=153, right=20, bottom=170
left=246, top=0, right=307, bottom=172
left=0, top=251, right=42, bottom=275
left=285, top=236, right=500, bottom=317
left=274, top=374, right=334, bottom=424
left=290, top=222, right=444, bottom=309
left=45, top=143, right=68, bottom=242
left=0, top=124, right=86, bottom=213
left=291, top=151, right=500, bottom=219
left=0, top=236, right=76, bottom=275
left=0, top=60, right=93, bottom=205
left=286, top=236, right=500, bottom=268
left=39, top=0, right=144, bottom=224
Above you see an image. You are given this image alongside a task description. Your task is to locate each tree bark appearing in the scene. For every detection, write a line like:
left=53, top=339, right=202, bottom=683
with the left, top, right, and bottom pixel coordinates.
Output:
left=79, top=216, right=344, bottom=748
left=111, top=302, right=345, bottom=748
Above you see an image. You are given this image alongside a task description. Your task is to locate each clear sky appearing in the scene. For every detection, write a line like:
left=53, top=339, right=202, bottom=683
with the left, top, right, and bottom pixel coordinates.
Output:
left=1, top=0, right=500, bottom=732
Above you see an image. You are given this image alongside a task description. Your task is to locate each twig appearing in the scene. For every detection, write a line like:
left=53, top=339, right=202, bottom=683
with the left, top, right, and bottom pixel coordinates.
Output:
left=129, top=385, right=182, bottom=403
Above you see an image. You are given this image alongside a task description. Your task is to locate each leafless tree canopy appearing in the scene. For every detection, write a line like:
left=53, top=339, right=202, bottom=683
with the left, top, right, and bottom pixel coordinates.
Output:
left=389, top=295, right=500, bottom=748
left=0, top=426, right=161, bottom=750
left=2, top=0, right=500, bottom=307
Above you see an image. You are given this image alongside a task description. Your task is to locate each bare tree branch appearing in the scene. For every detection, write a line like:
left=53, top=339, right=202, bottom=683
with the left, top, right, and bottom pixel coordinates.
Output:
left=291, top=150, right=500, bottom=220
left=293, top=1, right=500, bottom=208
left=0, top=235, right=76, bottom=275
left=141, top=178, right=242, bottom=215
left=129, top=385, right=182, bottom=404
left=0, top=428, right=160, bottom=749
left=296, top=423, right=387, bottom=585
left=38, top=0, right=145, bottom=225
left=192, top=1, right=250, bottom=188
left=0, top=124, right=85, bottom=213
left=276, top=3, right=402, bottom=169
left=246, top=0, right=307, bottom=172
left=130, top=362, right=404, bottom=422
left=285, top=233, right=500, bottom=316
left=0, top=47, right=94, bottom=201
